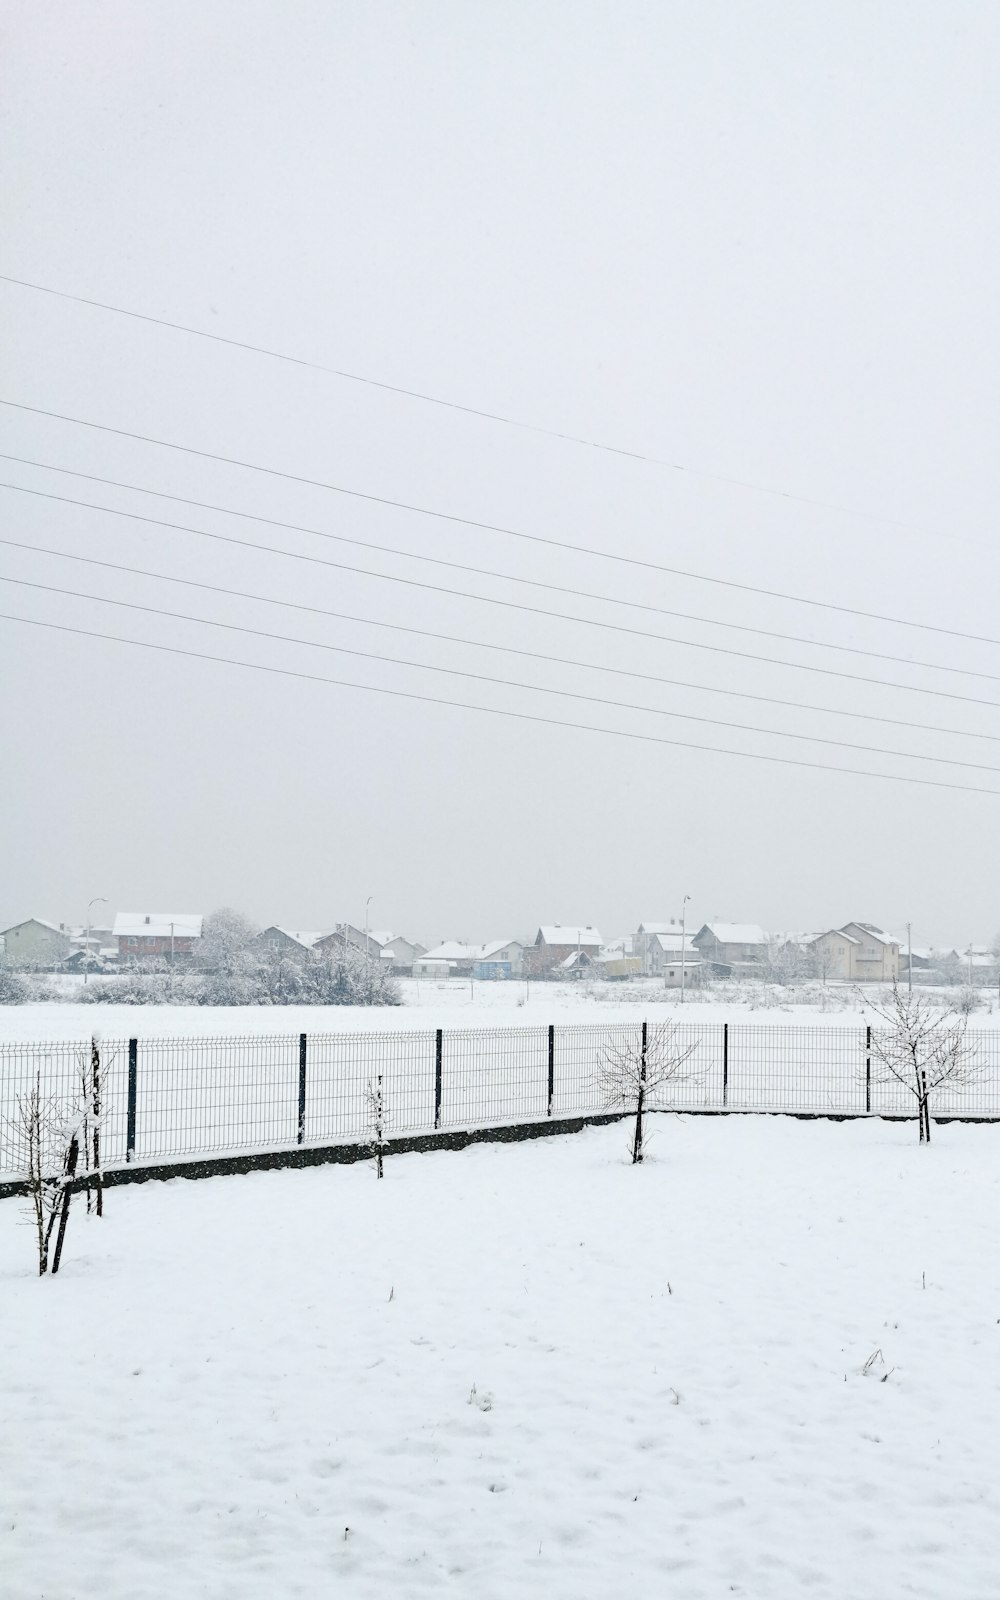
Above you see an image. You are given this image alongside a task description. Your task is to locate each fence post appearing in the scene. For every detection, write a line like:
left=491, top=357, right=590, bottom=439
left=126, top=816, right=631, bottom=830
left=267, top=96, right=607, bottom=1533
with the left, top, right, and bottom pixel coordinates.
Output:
left=298, top=1033, right=307, bottom=1145
left=547, top=1023, right=555, bottom=1116
left=865, top=1025, right=871, bottom=1115
left=434, top=1028, right=443, bottom=1129
left=722, top=1022, right=729, bottom=1108
left=126, top=1038, right=137, bottom=1162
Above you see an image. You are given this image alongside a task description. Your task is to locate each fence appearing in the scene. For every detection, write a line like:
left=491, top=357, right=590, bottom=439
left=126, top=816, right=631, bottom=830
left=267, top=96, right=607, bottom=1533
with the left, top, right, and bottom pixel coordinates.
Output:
left=3, top=1019, right=1000, bottom=1184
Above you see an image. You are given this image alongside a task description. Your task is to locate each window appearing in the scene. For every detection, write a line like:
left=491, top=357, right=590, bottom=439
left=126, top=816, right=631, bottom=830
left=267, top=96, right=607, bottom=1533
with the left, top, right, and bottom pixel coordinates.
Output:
left=127, top=936, right=137, bottom=949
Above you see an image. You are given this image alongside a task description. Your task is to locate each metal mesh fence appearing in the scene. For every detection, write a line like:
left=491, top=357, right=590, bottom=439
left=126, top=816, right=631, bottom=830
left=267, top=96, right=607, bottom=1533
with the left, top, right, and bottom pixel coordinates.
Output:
left=5, top=1020, right=1000, bottom=1180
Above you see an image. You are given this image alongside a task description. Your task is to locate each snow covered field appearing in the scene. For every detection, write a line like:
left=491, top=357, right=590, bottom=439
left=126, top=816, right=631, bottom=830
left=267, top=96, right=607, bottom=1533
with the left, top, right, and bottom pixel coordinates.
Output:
left=3, top=976, right=998, bottom=1042
left=4, top=1116, right=1000, bottom=1599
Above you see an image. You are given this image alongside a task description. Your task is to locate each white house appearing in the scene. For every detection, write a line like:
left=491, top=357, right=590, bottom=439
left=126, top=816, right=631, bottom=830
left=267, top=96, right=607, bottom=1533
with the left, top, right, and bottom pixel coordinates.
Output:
left=0, top=917, right=72, bottom=968
left=476, top=939, right=525, bottom=978
left=647, top=931, right=700, bottom=983
left=692, top=923, right=769, bottom=975
left=634, top=921, right=684, bottom=973
left=415, top=941, right=481, bottom=977
left=368, top=932, right=427, bottom=973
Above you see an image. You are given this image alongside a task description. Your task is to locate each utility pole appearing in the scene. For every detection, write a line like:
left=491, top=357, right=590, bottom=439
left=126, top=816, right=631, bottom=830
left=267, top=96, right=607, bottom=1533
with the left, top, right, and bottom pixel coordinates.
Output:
left=907, top=921, right=912, bottom=996
left=364, top=897, right=372, bottom=981
left=85, top=896, right=107, bottom=985
left=680, top=895, right=691, bottom=1003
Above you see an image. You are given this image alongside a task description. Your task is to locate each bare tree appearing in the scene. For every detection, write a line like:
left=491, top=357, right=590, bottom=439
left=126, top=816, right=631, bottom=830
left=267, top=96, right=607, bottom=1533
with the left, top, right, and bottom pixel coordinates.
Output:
left=864, top=981, right=980, bottom=1143
left=4, top=1074, right=83, bottom=1275
left=597, top=1020, right=699, bottom=1163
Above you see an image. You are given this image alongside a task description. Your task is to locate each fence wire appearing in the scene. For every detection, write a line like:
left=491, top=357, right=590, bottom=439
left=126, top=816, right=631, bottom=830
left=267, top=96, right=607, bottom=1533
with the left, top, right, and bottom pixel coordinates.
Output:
left=3, top=1021, right=1000, bottom=1179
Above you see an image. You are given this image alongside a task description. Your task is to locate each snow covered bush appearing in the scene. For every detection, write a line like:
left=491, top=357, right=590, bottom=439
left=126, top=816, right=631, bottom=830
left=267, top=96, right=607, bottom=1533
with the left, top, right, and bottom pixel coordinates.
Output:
left=0, top=960, right=29, bottom=1004
left=299, top=948, right=401, bottom=1007
left=80, top=973, right=171, bottom=1004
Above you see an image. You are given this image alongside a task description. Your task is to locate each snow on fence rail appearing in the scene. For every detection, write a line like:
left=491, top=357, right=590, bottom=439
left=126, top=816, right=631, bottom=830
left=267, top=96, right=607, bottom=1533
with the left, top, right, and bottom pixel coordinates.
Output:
left=3, top=1020, right=1000, bottom=1180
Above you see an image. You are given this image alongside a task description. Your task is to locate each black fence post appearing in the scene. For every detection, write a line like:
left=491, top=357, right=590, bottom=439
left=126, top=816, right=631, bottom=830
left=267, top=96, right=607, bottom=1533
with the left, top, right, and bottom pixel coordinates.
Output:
left=865, top=1025, right=872, bottom=1115
left=126, top=1038, right=137, bottom=1162
left=547, top=1024, right=555, bottom=1116
left=298, top=1033, right=307, bottom=1145
left=722, top=1022, right=729, bottom=1108
left=434, top=1028, right=443, bottom=1129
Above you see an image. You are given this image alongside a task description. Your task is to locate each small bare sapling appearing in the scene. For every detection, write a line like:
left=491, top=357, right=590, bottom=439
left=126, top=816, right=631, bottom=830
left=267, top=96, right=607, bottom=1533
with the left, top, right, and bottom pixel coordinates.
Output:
left=865, top=981, right=980, bottom=1143
left=3, top=1072, right=84, bottom=1275
left=597, top=1021, right=699, bottom=1163
left=366, top=1070, right=388, bottom=1178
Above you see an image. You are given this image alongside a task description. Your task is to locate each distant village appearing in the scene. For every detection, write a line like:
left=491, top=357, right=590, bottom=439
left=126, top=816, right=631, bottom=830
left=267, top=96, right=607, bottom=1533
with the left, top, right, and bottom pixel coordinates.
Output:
left=2, top=913, right=996, bottom=987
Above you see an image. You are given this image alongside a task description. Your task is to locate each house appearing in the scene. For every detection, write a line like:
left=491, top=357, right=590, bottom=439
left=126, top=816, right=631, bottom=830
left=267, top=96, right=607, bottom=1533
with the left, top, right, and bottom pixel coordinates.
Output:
left=528, top=926, right=603, bottom=977
left=414, top=942, right=481, bottom=977
left=692, top=923, right=769, bottom=976
left=0, top=917, right=72, bottom=968
left=114, top=913, right=203, bottom=962
left=475, top=939, right=525, bottom=980
left=314, top=924, right=382, bottom=963
left=634, top=922, right=684, bottom=973
left=258, top=927, right=332, bottom=957
left=646, top=931, right=699, bottom=983
left=807, top=923, right=900, bottom=982
left=368, top=932, right=427, bottom=975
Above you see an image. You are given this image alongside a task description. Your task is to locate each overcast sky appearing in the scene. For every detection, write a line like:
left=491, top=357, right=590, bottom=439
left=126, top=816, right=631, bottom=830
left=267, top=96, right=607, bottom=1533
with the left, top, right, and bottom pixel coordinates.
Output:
left=2, top=1, right=999, bottom=948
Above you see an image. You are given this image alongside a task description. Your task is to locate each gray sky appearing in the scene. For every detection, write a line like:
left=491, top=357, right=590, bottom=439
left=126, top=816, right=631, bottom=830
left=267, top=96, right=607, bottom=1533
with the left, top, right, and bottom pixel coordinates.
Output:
left=2, top=1, right=999, bottom=948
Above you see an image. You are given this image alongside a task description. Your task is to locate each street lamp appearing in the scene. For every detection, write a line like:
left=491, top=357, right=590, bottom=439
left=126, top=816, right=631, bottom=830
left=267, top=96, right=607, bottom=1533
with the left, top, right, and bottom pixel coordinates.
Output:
left=85, top=896, right=107, bottom=985
left=680, top=895, right=691, bottom=1004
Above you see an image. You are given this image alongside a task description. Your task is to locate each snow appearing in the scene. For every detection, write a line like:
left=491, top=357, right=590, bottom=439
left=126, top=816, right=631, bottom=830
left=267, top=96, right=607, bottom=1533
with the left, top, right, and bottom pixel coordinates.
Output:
left=3, top=979, right=1000, bottom=1043
left=3, top=1116, right=1000, bottom=1598
left=653, top=932, right=697, bottom=953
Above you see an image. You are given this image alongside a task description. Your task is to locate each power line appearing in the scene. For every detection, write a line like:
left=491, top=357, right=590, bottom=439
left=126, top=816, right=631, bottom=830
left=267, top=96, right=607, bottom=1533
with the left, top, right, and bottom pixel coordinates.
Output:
left=7, top=570, right=998, bottom=776
left=8, top=528, right=997, bottom=746
left=0, top=271, right=975, bottom=554
left=0, top=398, right=992, bottom=651
left=2, top=606, right=998, bottom=797
left=3, top=478, right=1000, bottom=711
left=3, top=471, right=988, bottom=681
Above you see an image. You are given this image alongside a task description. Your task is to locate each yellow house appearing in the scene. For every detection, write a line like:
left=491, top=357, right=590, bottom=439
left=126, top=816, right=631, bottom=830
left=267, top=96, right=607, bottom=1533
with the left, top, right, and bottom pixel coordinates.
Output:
left=808, top=922, right=900, bottom=982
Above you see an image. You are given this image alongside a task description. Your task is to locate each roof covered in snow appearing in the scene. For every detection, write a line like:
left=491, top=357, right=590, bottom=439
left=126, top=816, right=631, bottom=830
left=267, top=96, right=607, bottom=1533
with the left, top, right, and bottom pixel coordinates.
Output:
left=1, top=917, right=68, bottom=937
left=841, top=923, right=898, bottom=946
left=536, top=926, right=603, bottom=947
left=653, top=933, right=697, bottom=953
left=268, top=929, right=332, bottom=950
left=479, top=939, right=522, bottom=959
left=696, top=923, right=769, bottom=946
left=421, top=942, right=480, bottom=962
left=113, top=913, right=203, bottom=939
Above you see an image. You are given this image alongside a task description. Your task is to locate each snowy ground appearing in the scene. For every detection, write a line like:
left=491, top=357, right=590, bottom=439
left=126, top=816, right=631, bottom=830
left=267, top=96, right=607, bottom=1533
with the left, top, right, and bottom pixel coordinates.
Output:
left=4, top=1116, right=1000, bottom=1599
left=3, top=976, right=998, bottom=1041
